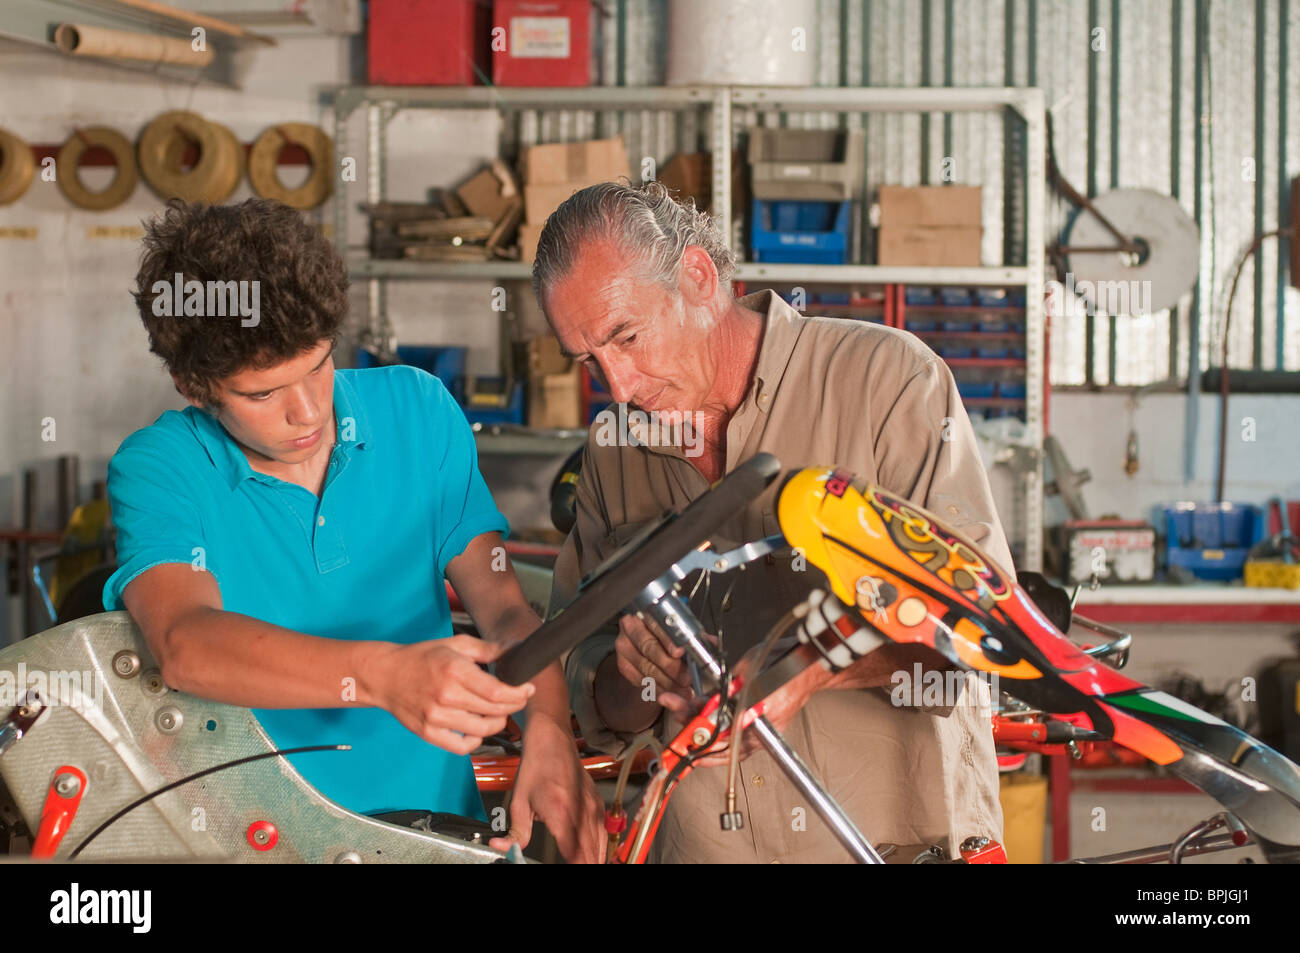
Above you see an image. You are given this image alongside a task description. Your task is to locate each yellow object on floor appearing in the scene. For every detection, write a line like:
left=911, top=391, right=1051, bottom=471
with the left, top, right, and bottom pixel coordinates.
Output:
left=998, top=772, right=1048, bottom=864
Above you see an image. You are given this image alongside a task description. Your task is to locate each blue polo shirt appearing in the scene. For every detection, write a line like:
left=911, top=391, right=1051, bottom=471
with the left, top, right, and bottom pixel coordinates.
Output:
left=102, top=366, right=509, bottom=820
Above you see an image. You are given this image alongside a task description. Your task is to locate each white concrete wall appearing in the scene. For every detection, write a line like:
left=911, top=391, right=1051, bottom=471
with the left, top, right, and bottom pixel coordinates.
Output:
left=0, top=38, right=511, bottom=530
left=1048, top=391, right=1300, bottom=524
left=0, top=35, right=510, bottom=638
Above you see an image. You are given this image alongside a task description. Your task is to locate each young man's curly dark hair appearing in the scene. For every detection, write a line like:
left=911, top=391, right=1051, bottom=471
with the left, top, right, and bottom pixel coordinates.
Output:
left=132, top=198, right=349, bottom=408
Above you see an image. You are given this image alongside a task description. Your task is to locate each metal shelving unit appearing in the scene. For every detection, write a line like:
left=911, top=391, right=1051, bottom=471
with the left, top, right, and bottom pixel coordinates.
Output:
left=329, top=85, right=1046, bottom=570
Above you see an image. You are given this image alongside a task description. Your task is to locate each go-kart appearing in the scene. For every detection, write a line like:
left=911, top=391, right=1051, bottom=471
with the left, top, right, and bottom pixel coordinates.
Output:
left=2, top=454, right=1298, bottom=863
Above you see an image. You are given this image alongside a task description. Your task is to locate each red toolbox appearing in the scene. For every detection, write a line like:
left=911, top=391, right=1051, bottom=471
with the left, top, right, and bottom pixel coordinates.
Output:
left=368, top=0, right=491, bottom=86
left=493, top=0, right=591, bottom=86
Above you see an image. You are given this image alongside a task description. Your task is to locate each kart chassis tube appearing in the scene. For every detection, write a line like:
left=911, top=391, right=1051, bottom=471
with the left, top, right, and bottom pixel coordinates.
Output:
left=634, top=586, right=884, bottom=865
left=495, top=454, right=881, bottom=863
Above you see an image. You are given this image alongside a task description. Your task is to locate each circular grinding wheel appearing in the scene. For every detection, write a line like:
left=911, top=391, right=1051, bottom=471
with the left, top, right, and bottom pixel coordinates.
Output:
left=248, top=122, right=333, bottom=210
left=56, top=126, right=139, bottom=211
left=0, top=127, right=36, bottom=205
left=1062, top=188, right=1200, bottom=315
left=138, top=110, right=243, bottom=204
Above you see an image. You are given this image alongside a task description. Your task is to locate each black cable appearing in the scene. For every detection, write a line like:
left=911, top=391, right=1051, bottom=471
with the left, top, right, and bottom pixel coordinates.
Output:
left=68, top=743, right=349, bottom=859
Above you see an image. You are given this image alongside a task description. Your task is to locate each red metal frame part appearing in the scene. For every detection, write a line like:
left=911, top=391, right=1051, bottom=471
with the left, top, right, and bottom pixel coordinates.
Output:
left=31, top=764, right=87, bottom=858
left=613, top=683, right=765, bottom=864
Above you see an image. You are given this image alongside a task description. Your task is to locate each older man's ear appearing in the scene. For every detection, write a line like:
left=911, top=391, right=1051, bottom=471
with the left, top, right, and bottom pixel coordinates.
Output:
left=677, top=244, right=719, bottom=305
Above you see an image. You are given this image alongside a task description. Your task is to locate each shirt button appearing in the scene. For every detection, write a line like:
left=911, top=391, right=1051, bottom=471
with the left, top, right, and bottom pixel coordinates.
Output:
left=317, top=516, right=326, bottom=526
left=751, top=775, right=763, bottom=786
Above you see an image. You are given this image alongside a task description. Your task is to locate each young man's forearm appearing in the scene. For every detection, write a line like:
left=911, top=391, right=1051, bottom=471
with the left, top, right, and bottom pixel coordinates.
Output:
left=477, top=601, right=569, bottom=732
left=159, top=605, right=395, bottom=710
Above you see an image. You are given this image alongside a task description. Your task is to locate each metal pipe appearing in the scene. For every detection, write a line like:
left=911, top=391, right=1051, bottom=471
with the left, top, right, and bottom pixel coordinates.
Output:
left=749, top=714, right=882, bottom=864
left=635, top=586, right=883, bottom=864
left=1064, top=832, right=1245, bottom=865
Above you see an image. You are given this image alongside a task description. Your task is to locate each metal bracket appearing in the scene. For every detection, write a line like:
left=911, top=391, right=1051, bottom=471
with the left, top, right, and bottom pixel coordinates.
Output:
left=664, top=533, right=787, bottom=580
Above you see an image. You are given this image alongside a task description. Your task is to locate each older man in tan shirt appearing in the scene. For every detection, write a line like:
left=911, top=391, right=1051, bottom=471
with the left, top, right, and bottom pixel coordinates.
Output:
left=535, top=181, right=1010, bottom=864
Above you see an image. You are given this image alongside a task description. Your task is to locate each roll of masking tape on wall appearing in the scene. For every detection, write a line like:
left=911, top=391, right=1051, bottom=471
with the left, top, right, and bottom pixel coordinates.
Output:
left=138, top=110, right=242, bottom=204
left=0, top=128, right=36, bottom=205
left=247, top=122, right=334, bottom=209
left=56, top=126, right=139, bottom=211
left=666, top=0, right=817, bottom=86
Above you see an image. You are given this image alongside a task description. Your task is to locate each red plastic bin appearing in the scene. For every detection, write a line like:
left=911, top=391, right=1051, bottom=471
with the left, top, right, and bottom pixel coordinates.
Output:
left=368, top=0, right=491, bottom=86
left=493, top=0, right=591, bottom=86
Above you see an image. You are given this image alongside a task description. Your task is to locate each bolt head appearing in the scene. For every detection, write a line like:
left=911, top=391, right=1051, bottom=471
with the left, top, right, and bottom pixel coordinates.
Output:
left=54, top=773, right=81, bottom=797
left=155, top=706, right=183, bottom=733
left=691, top=727, right=710, bottom=747
left=112, top=650, right=140, bottom=678
left=141, top=668, right=167, bottom=697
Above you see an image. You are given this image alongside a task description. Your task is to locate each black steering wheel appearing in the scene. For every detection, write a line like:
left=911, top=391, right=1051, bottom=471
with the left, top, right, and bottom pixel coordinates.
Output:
left=494, top=453, right=782, bottom=685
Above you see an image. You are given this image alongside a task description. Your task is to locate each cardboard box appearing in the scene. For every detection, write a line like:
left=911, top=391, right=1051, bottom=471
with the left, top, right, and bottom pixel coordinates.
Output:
left=530, top=370, right=583, bottom=429
left=659, top=153, right=711, bottom=211
left=524, top=181, right=587, bottom=224
left=456, top=166, right=514, bottom=222
left=521, top=137, right=628, bottom=186
left=877, top=185, right=982, bottom=227
left=749, top=128, right=865, bottom=200
left=877, top=225, right=982, bottom=266
left=527, top=334, right=570, bottom=374
left=526, top=336, right=582, bottom=429
left=518, top=222, right=545, bottom=261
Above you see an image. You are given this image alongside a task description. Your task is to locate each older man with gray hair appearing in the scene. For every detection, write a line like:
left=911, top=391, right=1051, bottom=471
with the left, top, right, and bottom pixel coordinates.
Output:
left=536, top=180, right=1011, bottom=864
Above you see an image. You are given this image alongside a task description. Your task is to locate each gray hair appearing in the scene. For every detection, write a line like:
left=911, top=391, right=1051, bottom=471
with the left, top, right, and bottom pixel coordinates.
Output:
left=531, top=180, right=735, bottom=301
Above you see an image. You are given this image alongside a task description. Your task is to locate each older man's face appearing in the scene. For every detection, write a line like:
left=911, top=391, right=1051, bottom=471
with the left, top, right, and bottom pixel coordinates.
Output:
left=544, top=239, right=719, bottom=414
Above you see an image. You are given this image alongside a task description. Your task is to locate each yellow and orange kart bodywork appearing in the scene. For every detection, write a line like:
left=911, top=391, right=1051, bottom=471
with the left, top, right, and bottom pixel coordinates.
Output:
left=778, top=467, right=1184, bottom=766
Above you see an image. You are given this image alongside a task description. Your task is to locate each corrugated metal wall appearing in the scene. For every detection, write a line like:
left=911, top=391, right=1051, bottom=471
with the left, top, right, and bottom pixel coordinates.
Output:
left=595, top=0, right=1299, bottom=387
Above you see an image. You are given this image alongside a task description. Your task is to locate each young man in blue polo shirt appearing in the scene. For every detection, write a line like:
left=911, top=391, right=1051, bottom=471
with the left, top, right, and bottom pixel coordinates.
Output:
left=103, top=198, right=604, bottom=862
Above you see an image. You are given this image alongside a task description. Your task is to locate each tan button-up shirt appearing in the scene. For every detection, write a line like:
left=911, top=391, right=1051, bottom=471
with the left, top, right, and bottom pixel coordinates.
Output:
left=550, top=289, right=1010, bottom=863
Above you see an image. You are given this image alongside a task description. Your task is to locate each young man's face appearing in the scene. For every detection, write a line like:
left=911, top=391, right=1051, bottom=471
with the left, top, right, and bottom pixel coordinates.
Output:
left=188, top=340, right=336, bottom=466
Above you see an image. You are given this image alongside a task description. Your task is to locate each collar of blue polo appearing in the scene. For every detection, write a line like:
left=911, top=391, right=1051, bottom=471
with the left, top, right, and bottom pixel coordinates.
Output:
left=191, top=370, right=373, bottom=491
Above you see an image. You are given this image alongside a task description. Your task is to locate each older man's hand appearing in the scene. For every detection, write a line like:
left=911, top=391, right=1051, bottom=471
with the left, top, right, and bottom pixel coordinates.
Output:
left=612, top=613, right=697, bottom=707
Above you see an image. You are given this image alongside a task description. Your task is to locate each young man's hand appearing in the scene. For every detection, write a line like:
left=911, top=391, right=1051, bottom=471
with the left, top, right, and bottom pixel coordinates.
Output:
left=364, top=635, right=534, bottom=755
left=488, top=713, right=606, bottom=863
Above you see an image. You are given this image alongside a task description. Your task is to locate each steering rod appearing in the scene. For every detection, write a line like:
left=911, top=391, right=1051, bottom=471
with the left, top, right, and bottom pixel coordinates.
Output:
left=631, top=576, right=884, bottom=865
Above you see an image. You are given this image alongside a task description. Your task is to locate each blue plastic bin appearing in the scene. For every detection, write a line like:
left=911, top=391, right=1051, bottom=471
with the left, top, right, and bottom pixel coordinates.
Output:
left=997, top=381, right=1026, bottom=399
left=1160, top=502, right=1264, bottom=581
left=750, top=199, right=851, bottom=265
left=940, top=287, right=972, bottom=307
left=356, top=344, right=467, bottom=403
left=956, top=380, right=997, bottom=400
left=461, top=379, right=525, bottom=426
left=975, top=289, right=1011, bottom=308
